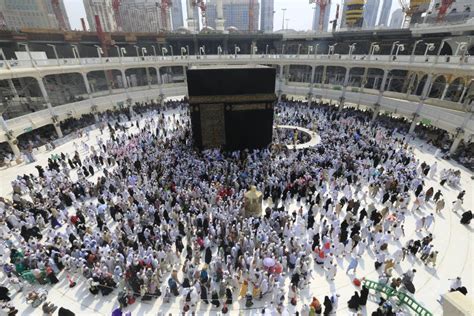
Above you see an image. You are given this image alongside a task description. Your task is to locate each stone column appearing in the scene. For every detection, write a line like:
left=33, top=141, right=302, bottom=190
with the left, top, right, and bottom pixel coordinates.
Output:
left=409, top=113, right=420, bottom=134
left=450, top=129, right=465, bottom=154
left=0, top=117, right=21, bottom=159
left=156, top=67, right=165, bottom=106
left=82, top=72, right=92, bottom=97
left=440, top=83, right=450, bottom=100
left=371, top=103, right=380, bottom=122
left=339, top=67, right=351, bottom=111
left=458, top=85, right=468, bottom=103
left=321, top=65, right=327, bottom=89
left=308, top=65, right=316, bottom=106
left=37, top=76, right=53, bottom=109
left=278, top=65, right=284, bottom=102
left=409, top=74, right=434, bottom=134
left=145, top=67, right=152, bottom=89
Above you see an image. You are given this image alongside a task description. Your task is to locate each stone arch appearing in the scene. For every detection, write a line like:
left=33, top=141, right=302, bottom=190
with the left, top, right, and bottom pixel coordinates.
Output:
left=428, top=75, right=447, bottom=99
left=288, top=65, right=313, bottom=83
left=385, top=69, right=409, bottom=93
left=347, top=67, right=365, bottom=88
left=43, top=72, right=88, bottom=107
left=445, top=77, right=466, bottom=102
left=364, top=68, right=385, bottom=90
left=325, top=66, right=347, bottom=86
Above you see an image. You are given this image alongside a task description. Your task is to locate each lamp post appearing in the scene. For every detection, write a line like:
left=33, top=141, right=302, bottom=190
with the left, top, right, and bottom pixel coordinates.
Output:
left=297, top=44, right=302, bottom=56
left=390, top=41, right=399, bottom=58
left=181, top=47, right=187, bottom=57
left=307, top=46, right=313, bottom=57
left=71, top=44, right=81, bottom=65
left=162, top=47, right=168, bottom=58
left=327, top=44, right=337, bottom=57
left=93, top=45, right=103, bottom=63
left=281, top=8, right=287, bottom=30
left=217, top=46, right=223, bottom=57
left=234, top=45, right=240, bottom=58
left=19, top=43, right=34, bottom=67
left=454, top=41, right=467, bottom=56
left=46, top=44, right=59, bottom=65
left=285, top=19, right=290, bottom=30
left=141, top=47, right=147, bottom=57
left=0, top=48, right=10, bottom=69
left=435, top=38, right=451, bottom=63
left=411, top=39, right=423, bottom=62
left=314, top=43, right=319, bottom=58
left=424, top=42, right=435, bottom=59
left=348, top=43, right=356, bottom=59
left=169, top=45, right=174, bottom=59
left=134, top=45, right=139, bottom=57
left=186, top=45, right=190, bottom=57
left=151, top=45, right=157, bottom=57
left=199, top=45, right=206, bottom=56
left=395, top=44, right=405, bottom=58
left=368, top=42, right=379, bottom=60
left=265, top=44, right=269, bottom=56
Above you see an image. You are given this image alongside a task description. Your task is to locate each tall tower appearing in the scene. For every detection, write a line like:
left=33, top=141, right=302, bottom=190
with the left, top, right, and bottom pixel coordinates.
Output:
left=343, top=0, right=364, bottom=28
left=377, top=0, right=391, bottom=26
left=363, top=0, right=379, bottom=28
left=312, top=3, right=331, bottom=32
left=261, top=0, right=274, bottom=32
left=171, top=0, right=184, bottom=30
left=389, top=8, right=404, bottom=29
left=83, top=0, right=117, bottom=32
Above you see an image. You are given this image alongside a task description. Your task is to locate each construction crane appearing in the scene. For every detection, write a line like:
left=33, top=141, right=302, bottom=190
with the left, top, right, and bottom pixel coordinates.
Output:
left=112, top=0, right=122, bottom=30
left=249, top=0, right=257, bottom=31
left=398, top=0, right=431, bottom=28
left=310, top=0, right=331, bottom=32
left=51, top=0, right=68, bottom=30
left=192, top=0, right=207, bottom=28
left=437, top=0, right=455, bottom=22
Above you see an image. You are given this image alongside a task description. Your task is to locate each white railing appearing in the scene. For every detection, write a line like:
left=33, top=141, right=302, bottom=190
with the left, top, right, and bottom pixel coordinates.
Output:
left=1, top=52, right=472, bottom=70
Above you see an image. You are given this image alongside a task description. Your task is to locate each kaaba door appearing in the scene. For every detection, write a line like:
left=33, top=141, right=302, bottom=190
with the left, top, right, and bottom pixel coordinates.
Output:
left=200, top=103, right=226, bottom=149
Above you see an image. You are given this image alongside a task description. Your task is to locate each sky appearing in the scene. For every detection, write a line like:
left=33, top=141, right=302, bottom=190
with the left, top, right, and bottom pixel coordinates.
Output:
left=64, top=0, right=402, bottom=32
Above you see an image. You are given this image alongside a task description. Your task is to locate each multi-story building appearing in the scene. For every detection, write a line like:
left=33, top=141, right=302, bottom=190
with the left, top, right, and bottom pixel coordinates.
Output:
left=377, top=0, right=392, bottom=27
left=363, top=0, right=379, bottom=28
left=206, top=0, right=259, bottom=31
left=171, top=0, right=184, bottom=30
left=312, top=2, right=331, bottom=32
left=389, top=8, right=404, bottom=29
left=0, top=0, right=70, bottom=31
left=260, top=0, right=274, bottom=32
left=119, top=0, right=174, bottom=32
left=83, top=0, right=117, bottom=32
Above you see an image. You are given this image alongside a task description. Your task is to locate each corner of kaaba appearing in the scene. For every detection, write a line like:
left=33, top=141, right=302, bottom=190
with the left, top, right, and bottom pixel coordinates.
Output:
left=187, top=66, right=276, bottom=151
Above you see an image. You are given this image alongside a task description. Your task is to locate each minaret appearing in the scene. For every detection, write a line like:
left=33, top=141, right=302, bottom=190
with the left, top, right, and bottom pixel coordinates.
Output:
left=215, top=0, right=225, bottom=31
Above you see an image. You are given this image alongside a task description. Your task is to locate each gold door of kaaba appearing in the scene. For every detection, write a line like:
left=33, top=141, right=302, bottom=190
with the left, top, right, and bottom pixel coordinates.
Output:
left=200, top=103, right=226, bottom=149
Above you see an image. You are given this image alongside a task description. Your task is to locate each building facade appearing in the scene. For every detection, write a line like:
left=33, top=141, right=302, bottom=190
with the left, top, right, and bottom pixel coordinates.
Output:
left=119, top=0, right=173, bottom=32
left=260, top=0, right=274, bottom=32
left=171, top=0, right=184, bottom=30
left=312, top=3, right=331, bottom=32
left=389, top=8, right=404, bottom=29
left=377, top=0, right=391, bottom=27
left=83, top=0, right=117, bottom=32
left=206, top=0, right=259, bottom=31
left=0, top=0, right=70, bottom=31
left=363, top=0, right=379, bottom=28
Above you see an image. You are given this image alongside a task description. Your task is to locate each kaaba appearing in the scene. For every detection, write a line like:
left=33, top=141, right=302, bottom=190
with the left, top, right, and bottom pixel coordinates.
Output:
left=187, top=66, right=276, bottom=151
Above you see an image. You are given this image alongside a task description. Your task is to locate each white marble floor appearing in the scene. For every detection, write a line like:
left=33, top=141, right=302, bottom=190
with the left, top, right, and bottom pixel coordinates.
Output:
left=0, top=110, right=472, bottom=316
